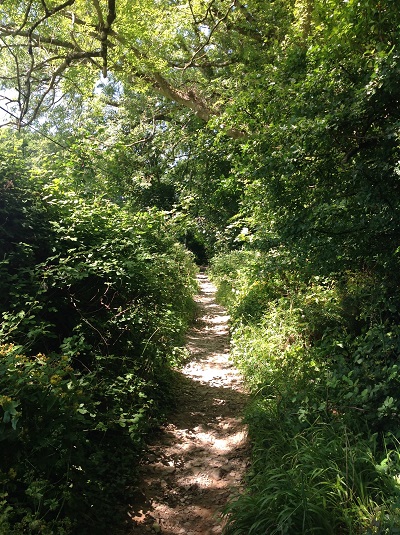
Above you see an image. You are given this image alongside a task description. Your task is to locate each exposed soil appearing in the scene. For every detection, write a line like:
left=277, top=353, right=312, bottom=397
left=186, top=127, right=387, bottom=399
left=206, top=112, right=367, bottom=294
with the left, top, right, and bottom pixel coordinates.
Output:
left=127, top=273, right=249, bottom=535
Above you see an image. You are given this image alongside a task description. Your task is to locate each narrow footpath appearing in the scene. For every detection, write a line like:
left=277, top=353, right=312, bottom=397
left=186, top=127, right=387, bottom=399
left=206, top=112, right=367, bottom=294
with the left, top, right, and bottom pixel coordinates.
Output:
left=128, top=273, right=248, bottom=535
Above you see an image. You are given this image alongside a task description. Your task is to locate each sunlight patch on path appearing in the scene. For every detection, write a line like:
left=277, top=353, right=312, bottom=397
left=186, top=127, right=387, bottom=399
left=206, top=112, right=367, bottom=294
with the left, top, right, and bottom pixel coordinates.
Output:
left=127, top=273, right=248, bottom=535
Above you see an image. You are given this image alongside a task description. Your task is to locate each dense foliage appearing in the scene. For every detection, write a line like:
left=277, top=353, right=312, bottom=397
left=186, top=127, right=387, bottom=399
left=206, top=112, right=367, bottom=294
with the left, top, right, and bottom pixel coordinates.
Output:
left=0, top=133, right=197, bottom=533
left=205, top=2, right=400, bottom=532
left=2, top=0, right=400, bottom=533
left=211, top=250, right=400, bottom=533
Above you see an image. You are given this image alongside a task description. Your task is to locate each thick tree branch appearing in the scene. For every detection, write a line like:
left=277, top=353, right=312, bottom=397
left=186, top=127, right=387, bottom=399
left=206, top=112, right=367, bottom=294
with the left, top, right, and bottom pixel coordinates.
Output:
left=92, top=0, right=117, bottom=77
left=107, top=0, right=116, bottom=27
left=152, top=73, right=211, bottom=122
left=0, top=3, right=245, bottom=137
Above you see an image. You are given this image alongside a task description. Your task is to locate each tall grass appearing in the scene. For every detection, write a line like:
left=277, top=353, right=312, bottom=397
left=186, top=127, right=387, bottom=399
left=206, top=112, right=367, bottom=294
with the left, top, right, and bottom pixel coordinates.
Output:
left=224, top=422, right=400, bottom=535
left=210, top=250, right=400, bottom=535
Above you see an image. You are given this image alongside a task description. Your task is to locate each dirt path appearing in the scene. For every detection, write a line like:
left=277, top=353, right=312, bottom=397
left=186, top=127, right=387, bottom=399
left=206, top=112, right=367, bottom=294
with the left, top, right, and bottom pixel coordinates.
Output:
left=127, top=273, right=248, bottom=535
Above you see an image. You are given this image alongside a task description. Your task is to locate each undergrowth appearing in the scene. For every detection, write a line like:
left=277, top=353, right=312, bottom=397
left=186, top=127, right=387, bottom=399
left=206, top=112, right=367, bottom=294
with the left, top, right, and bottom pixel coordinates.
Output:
left=210, top=249, right=400, bottom=534
left=0, top=171, right=198, bottom=534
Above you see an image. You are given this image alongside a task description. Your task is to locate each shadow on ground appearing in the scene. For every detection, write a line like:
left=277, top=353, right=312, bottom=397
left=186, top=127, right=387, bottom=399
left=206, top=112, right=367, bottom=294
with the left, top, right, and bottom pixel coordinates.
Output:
left=125, top=274, right=249, bottom=535
left=128, top=372, right=248, bottom=535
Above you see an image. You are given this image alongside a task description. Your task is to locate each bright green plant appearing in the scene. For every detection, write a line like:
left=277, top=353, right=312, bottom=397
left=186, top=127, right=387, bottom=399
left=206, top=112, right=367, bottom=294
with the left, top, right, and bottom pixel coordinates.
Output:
left=0, top=167, right=198, bottom=532
left=211, top=248, right=400, bottom=535
left=223, top=423, right=400, bottom=535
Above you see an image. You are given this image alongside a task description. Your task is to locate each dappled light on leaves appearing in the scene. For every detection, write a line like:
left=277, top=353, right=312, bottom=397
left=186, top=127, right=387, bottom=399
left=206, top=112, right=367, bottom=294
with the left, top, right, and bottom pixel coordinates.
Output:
left=2, top=0, right=400, bottom=533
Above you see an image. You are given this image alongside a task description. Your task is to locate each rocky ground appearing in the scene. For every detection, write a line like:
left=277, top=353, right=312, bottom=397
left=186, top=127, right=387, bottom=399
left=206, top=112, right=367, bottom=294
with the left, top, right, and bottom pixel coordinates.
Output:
left=127, top=273, right=249, bottom=535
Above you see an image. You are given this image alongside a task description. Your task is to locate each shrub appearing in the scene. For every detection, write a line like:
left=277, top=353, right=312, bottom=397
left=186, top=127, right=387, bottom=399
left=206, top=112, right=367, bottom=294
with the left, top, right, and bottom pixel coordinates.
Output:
left=210, top=249, right=400, bottom=535
left=1, top=189, right=197, bottom=365
left=0, top=183, right=198, bottom=532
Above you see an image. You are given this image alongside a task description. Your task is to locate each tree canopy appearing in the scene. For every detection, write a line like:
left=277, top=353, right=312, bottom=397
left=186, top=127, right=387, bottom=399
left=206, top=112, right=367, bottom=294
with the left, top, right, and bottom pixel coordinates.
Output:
left=0, top=0, right=280, bottom=134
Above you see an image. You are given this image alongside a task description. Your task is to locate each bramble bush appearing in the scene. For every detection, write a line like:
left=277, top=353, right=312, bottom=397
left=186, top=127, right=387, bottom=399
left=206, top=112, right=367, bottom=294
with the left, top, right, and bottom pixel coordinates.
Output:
left=0, top=168, right=197, bottom=533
